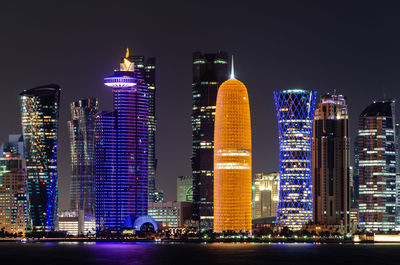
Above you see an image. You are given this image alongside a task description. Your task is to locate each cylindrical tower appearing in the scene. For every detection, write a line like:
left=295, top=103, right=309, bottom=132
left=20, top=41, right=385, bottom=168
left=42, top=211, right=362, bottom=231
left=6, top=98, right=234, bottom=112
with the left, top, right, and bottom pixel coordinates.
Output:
left=214, top=78, right=252, bottom=233
left=20, top=84, right=60, bottom=231
left=95, top=49, right=149, bottom=231
left=273, top=89, right=317, bottom=231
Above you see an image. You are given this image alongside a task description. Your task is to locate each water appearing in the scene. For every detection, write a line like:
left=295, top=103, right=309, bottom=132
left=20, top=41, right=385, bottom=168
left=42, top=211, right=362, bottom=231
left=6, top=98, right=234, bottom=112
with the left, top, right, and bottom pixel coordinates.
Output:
left=1, top=242, right=399, bottom=265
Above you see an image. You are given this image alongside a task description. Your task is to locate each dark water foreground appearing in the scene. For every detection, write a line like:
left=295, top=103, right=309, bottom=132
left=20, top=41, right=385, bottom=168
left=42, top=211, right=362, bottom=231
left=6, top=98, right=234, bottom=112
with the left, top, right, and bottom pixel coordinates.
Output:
left=1, top=242, right=400, bottom=265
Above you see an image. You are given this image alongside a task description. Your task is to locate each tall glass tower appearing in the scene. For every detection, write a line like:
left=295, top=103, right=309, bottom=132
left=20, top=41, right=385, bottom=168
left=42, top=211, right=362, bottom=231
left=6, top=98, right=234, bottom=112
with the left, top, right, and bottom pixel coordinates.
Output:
left=69, top=98, right=98, bottom=216
left=126, top=55, right=159, bottom=202
left=312, top=93, right=350, bottom=232
left=20, top=84, right=60, bottom=231
left=357, top=100, right=397, bottom=231
left=273, top=89, right=317, bottom=231
left=213, top=73, right=252, bottom=233
left=95, top=49, right=149, bottom=232
left=191, top=51, right=229, bottom=230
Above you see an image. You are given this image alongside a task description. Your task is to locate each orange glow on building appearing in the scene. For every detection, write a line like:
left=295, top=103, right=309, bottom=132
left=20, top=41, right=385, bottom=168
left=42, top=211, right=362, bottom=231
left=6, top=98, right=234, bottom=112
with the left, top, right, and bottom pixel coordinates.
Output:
left=213, top=78, right=252, bottom=233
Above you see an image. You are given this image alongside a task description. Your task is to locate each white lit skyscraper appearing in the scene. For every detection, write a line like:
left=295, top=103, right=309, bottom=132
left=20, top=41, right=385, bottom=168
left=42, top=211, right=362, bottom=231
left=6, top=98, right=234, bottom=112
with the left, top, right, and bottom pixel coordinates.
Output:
left=357, top=100, right=397, bottom=231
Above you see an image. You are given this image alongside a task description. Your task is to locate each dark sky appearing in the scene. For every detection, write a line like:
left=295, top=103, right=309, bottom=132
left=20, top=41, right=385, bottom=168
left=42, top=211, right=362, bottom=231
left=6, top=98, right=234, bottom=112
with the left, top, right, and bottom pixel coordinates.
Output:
left=1, top=1, right=400, bottom=210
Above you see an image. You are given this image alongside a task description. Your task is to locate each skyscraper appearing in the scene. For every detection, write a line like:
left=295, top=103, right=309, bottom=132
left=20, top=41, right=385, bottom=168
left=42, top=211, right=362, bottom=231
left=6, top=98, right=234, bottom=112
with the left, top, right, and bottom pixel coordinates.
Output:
left=20, top=84, right=60, bottom=231
left=252, top=172, right=280, bottom=219
left=191, top=51, right=229, bottom=230
left=312, top=93, right=350, bottom=231
left=213, top=66, right=252, bottom=233
left=273, top=89, right=317, bottom=231
left=125, top=55, right=158, bottom=202
left=95, top=49, right=150, bottom=232
left=357, top=100, right=397, bottom=231
left=0, top=134, right=27, bottom=235
left=69, top=98, right=98, bottom=216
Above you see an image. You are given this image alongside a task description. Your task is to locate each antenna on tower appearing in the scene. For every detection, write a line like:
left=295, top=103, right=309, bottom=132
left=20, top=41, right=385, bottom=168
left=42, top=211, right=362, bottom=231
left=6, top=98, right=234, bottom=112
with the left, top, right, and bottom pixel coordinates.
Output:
left=230, top=55, right=235, bottom=79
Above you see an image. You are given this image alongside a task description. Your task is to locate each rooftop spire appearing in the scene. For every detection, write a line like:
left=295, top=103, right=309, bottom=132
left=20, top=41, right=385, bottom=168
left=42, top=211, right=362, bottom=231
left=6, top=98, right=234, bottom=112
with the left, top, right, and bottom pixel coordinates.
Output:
left=230, top=55, right=235, bottom=79
left=125, top=47, right=130, bottom=58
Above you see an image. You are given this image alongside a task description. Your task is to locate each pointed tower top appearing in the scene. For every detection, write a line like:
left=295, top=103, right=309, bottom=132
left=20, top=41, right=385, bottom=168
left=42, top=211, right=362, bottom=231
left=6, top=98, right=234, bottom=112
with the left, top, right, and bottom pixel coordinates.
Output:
left=120, top=48, right=134, bottom=72
left=230, top=55, right=235, bottom=79
left=126, top=47, right=130, bottom=58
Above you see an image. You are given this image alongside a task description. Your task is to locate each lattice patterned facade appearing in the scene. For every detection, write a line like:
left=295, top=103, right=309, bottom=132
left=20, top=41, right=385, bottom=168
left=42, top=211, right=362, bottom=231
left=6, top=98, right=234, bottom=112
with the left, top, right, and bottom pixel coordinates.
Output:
left=273, top=89, right=316, bottom=230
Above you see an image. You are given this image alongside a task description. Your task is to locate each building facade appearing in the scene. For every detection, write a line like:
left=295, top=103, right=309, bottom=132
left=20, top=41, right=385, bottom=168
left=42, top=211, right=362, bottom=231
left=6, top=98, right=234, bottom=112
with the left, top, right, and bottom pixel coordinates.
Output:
left=126, top=55, right=159, bottom=202
left=0, top=135, right=27, bottom=235
left=69, top=98, right=98, bottom=217
left=177, top=176, right=193, bottom=202
left=191, top=51, right=229, bottom=230
left=357, top=100, right=397, bottom=231
left=148, top=201, right=192, bottom=228
left=58, top=210, right=96, bottom=236
left=213, top=75, right=252, bottom=233
left=252, top=172, right=279, bottom=219
left=20, top=84, right=60, bottom=231
left=273, top=89, right=317, bottom=231
left=95, top=50, right=149, bottom=232
left=312, top=94, right=350, bottom=231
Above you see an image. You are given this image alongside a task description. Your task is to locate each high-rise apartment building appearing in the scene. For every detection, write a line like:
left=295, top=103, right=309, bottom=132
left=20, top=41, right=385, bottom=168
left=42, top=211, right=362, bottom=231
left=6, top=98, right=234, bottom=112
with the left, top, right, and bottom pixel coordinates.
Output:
left=0, top=135, right=27, bottom=235
left=69, top=98, right=98, bottom=216
left=312, top=94, right=350, bottom=231
left=213, top=71, right=252, bottom=233
left=177, top=176, right=193, bottom=202
left=273, top=89, right=317, bottom=231
left=95, top=49, right=150, bottom=232
left=126, top=55, right=159, bottom=202
left=191, top=51, right=229, bottom=230
left=20, top=84, right=60, bottom=231
left=357, top=100, right=397, bottom=231
left=252, top=172, right=280, bottom=219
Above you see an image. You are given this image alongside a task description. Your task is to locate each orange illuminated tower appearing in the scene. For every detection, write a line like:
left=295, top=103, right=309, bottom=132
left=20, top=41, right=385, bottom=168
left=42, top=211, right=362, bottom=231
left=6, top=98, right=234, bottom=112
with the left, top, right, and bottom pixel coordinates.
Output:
left=213, top=57, right=252, bottom=233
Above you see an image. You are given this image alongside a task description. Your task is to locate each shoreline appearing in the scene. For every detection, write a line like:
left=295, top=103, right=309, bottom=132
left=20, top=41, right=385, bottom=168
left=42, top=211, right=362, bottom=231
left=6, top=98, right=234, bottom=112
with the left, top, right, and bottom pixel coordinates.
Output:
left=0, top=238, right=386, bottom=244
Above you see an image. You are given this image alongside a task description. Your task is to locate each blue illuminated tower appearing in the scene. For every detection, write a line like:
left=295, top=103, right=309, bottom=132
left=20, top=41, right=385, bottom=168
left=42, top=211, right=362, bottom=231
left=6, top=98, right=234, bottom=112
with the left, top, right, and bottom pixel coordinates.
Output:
left=20, top=84, right=60, bottom=231
left=95, top=49, right=150, bottom=232
left=273, top=89, right=317, bottom=231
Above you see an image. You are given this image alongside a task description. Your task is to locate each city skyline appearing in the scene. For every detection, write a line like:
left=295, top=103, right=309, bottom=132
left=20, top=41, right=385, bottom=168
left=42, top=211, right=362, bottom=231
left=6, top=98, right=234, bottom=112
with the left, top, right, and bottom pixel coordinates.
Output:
left=1, top=2, right=400, bottom=210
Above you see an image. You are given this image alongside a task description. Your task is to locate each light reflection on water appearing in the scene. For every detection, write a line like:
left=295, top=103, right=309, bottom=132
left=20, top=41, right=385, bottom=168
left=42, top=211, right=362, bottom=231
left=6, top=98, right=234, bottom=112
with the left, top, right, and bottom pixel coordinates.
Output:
left=1, top=241, right=400, bottom=265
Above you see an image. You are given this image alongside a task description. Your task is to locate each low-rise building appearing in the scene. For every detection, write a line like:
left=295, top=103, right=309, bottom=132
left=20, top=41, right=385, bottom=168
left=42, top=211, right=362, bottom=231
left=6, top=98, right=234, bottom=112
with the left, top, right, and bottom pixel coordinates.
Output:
left=58, top=210, right=95, bottom=236
left=148, top=201, right=192, bottom=228
left=252, top=172, right=279, bottom=219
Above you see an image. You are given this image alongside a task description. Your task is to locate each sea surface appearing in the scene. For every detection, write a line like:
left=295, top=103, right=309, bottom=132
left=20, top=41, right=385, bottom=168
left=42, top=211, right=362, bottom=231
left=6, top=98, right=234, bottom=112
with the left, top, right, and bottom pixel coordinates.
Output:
left=1, top=242, right=399, bottom=265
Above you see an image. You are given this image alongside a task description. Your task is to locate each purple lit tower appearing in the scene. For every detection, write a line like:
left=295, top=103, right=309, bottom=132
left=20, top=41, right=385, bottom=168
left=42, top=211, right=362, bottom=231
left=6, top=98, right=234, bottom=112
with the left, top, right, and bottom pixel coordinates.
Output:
left=95, top=49, right=155, bottom=232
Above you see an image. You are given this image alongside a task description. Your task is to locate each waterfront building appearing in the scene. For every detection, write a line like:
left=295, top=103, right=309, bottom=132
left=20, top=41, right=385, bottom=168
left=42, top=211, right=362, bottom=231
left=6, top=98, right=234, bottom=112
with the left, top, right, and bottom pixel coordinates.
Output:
left=213, top=62, right=252, bottom=233
left=95, top=49, right=151, bottom=232
left=312, top=93, right=350, bottom=232
left=252, top=172, right=279, bottom=219
left=273, top=89, right=317, bottom=231
left=0, top=135, right=27, bottom=235
left=69, top=98, right=98, bottom=217
left=125, top=55, right=159, bottom=202
left=20, top=84, right=60, bottom=231
left=58, top=210, right=96, bottom=236
left=357, top=100, right=397, bottom=231
left=148, top=201, right=192, bottom=227
left=177, top=176, right=193, bottom=202
left=191, top=51, right=229, bottom=230
left=352, top=141, right=360, bottom=208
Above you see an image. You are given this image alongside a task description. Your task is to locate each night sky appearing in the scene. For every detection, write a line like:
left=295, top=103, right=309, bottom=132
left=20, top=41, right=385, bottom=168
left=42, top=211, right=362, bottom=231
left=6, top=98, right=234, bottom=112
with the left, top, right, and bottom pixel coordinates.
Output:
left=1, top=1, right=400, bottom=210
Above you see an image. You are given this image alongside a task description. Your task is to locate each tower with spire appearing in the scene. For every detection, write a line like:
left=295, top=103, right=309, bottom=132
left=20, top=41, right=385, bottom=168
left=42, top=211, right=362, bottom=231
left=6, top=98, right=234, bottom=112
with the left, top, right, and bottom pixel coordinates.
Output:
left=213, top=57, right=253, bottom=233
left=95, top=49, right=156, bottom=232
